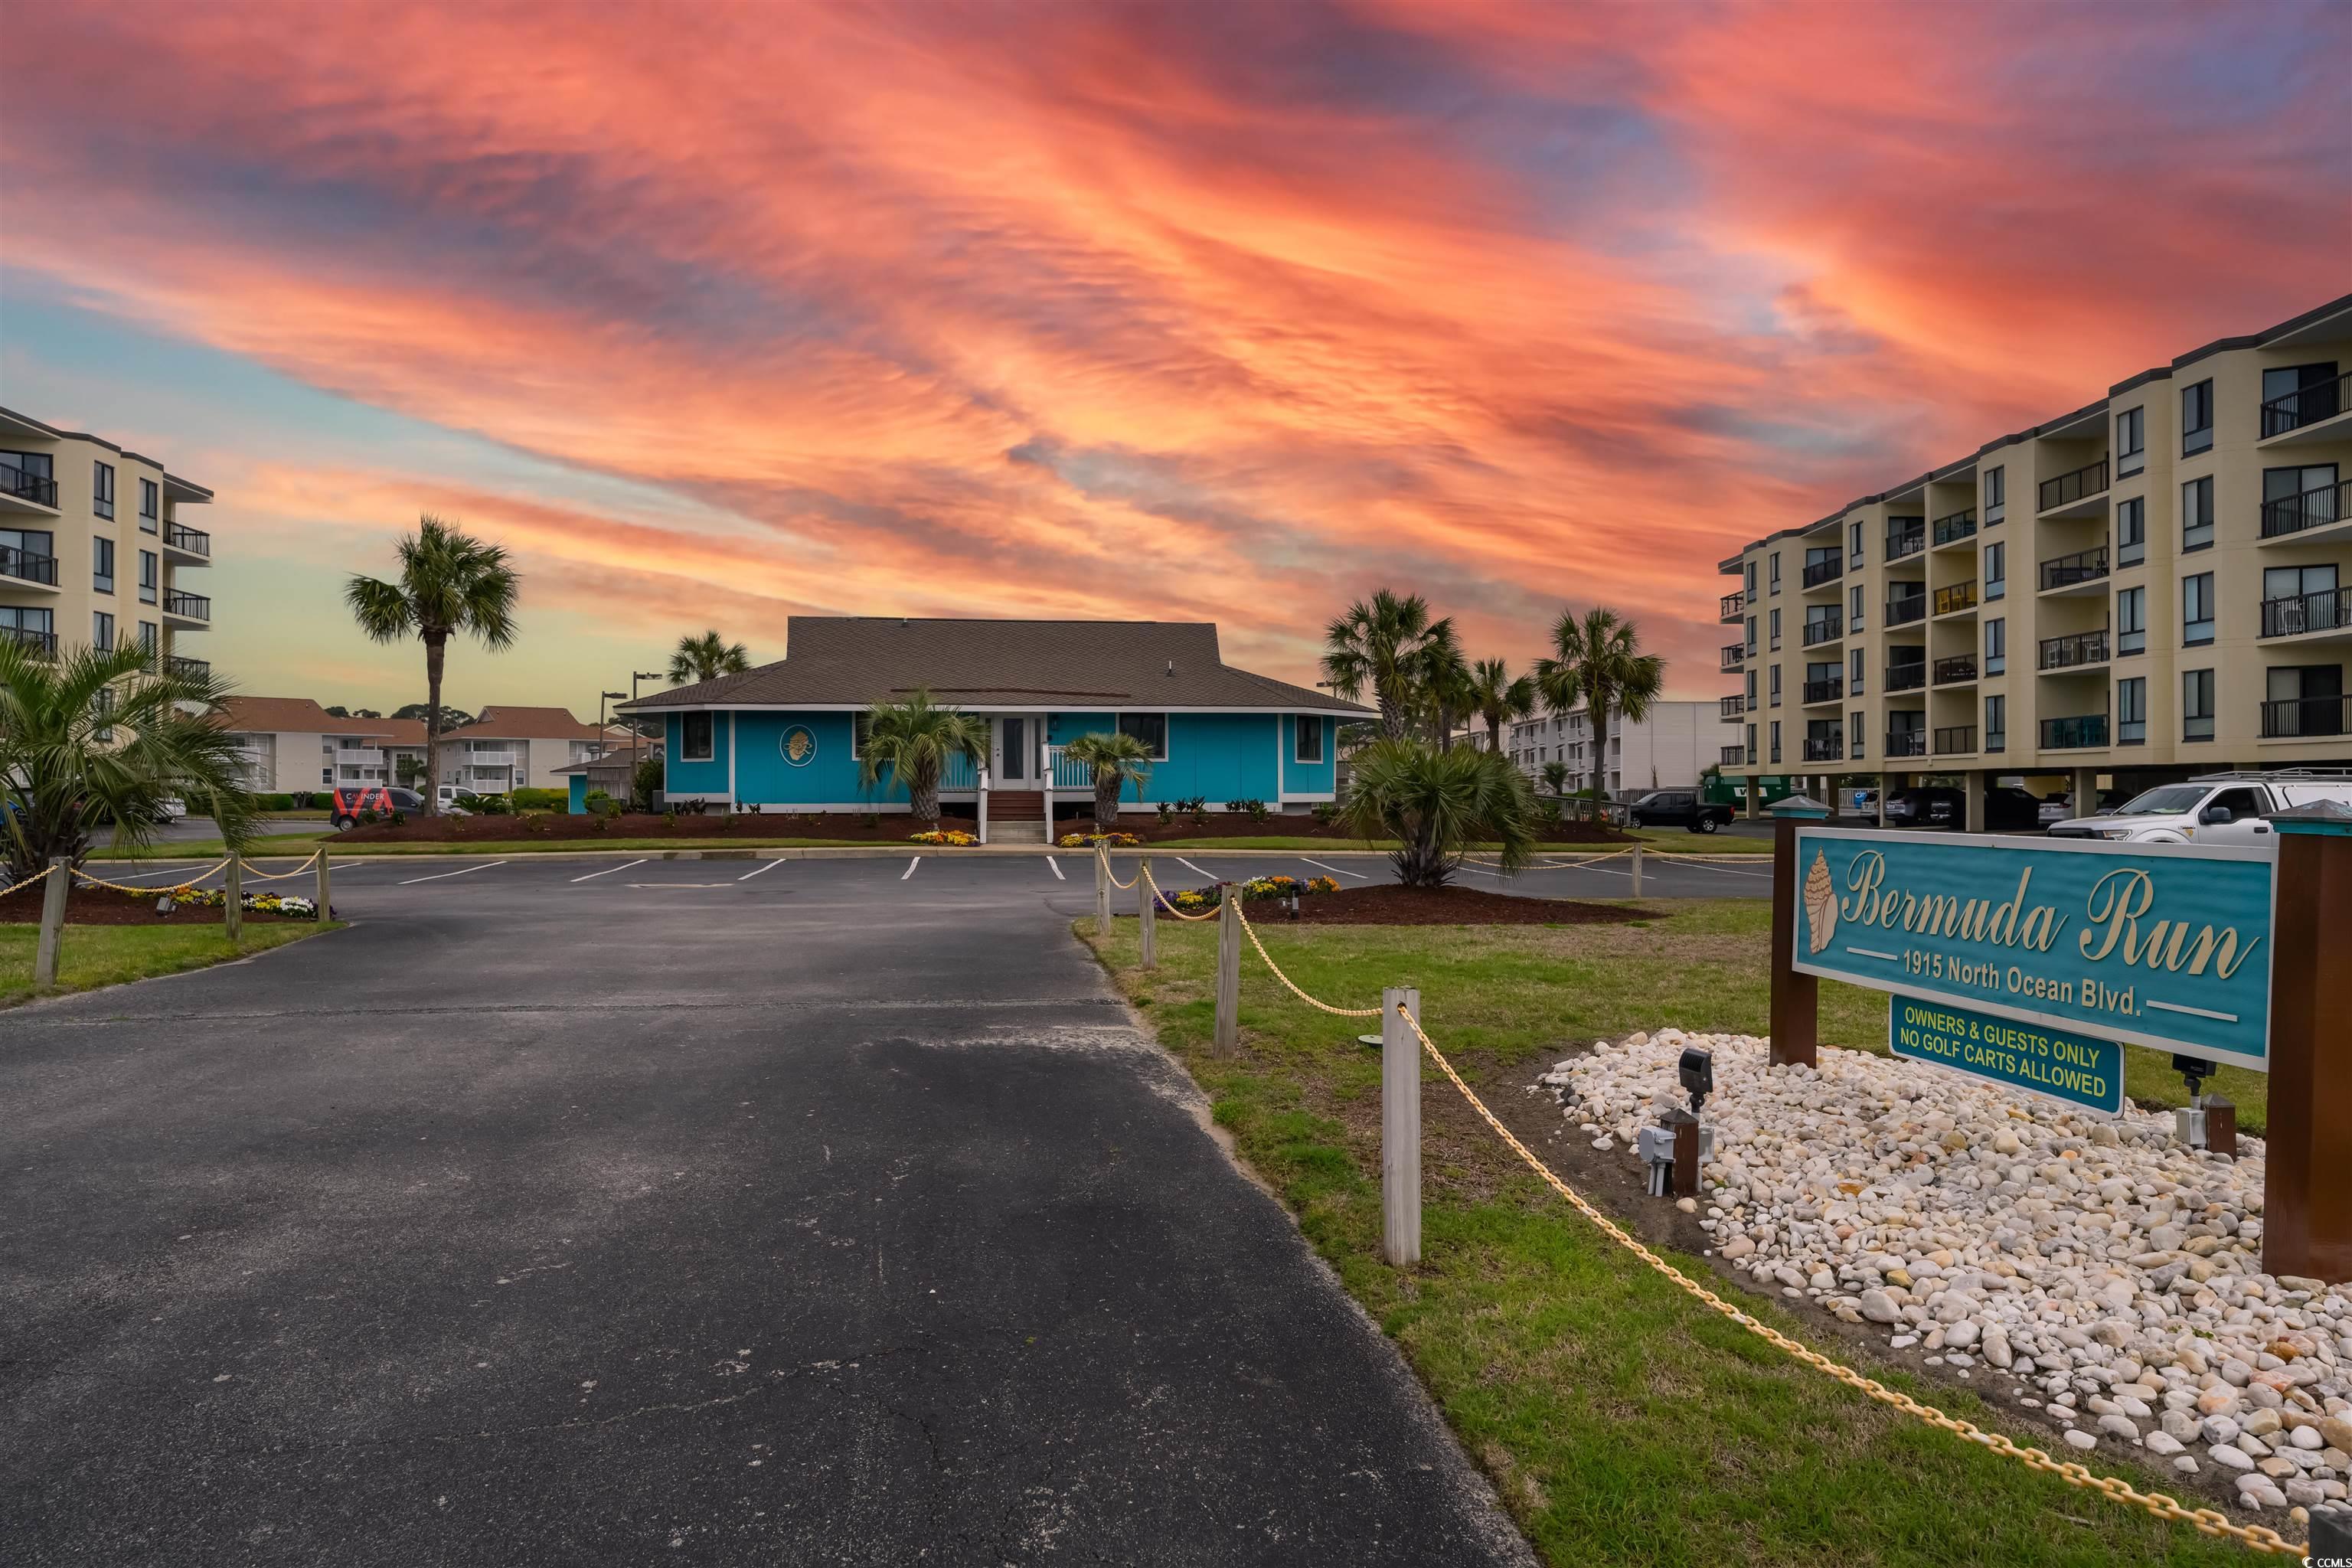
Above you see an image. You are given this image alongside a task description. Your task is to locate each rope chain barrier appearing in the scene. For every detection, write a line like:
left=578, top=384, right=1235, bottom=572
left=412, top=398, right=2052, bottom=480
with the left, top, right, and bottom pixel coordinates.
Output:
left=1, top=863, right=57, bottom=899
left=1180, top=881, right=2308, bottom=1559
left=240, top=850, right=327, bottom=881
left=1138, top=864, right=1222, bottom=921
left=1096, top=847, right=1138, bottom=891
left=71, top=858, right=233, bottom=895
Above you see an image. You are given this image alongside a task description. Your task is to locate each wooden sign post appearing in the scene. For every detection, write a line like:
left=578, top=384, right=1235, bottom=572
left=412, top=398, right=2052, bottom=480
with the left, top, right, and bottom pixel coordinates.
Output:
left=2262, top=802, right=2352, bottom=1281
left=1766, top=796, right=1828, bottom=1068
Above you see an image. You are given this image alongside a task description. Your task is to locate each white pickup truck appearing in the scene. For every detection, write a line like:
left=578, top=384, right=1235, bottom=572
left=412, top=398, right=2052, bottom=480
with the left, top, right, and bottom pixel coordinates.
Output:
left=2044, top=770, right=2352, bottom=845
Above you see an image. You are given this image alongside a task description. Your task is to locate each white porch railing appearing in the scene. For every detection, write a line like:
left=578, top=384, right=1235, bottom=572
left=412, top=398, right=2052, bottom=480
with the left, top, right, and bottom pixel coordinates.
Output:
left=941, top=750, right=979, bottom=792
left=1045, top=745, right=1092, bottom=790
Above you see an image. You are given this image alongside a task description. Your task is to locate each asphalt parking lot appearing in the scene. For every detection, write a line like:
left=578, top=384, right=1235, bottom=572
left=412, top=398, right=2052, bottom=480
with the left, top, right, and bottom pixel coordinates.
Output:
left=5, top=851, right=1540, bottom=1566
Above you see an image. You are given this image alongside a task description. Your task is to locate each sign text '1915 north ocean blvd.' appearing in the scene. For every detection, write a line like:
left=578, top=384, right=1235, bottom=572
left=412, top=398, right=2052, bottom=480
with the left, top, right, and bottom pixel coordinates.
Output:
left=1790, top=827, right=2274, bottom=1070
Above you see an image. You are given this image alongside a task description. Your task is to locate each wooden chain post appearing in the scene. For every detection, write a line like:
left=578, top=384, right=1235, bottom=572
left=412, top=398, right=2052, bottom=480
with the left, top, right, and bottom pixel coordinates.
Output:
left=1381, top=986, right=1423, bottom=1266
left=1767, top=795, right=1828, bottom=1068
left=315, top=849, right=332, bottom=922
left=1629, top=841, right=1643, bottom=898
left=1214, top=891, right=1240, bottom=1058
left=224, top=851, right=243, bottom=942
left=1137, top=854, right=1155, bottom=969
left=34, top=857, right=71, bottom=988
left=1095, top=847, right=1112, bottom=936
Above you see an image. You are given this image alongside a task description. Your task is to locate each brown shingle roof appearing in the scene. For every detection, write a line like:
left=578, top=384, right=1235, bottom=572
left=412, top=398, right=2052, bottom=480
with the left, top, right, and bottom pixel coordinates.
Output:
left=620, top=618, right=1369, bottom=715
left=439, top=705, right=620, bottom=742
left=211, top=697, right=396, bottom=736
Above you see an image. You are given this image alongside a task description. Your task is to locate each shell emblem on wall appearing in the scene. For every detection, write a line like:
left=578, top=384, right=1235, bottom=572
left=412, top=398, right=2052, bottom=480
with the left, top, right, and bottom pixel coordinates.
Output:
left=1803, top=849, right=1838, bottom=953
left=782, top=725, right=817, bottom=766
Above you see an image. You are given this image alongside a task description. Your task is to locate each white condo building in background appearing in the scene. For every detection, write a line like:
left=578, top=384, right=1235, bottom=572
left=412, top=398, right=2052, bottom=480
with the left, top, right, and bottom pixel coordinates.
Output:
left=1479, top=699, right=1716, bottom=799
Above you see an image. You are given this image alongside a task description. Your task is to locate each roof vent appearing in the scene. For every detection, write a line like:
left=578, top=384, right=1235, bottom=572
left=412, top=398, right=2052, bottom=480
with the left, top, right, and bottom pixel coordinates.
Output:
left=1166, top=659, right=1174, bottom=677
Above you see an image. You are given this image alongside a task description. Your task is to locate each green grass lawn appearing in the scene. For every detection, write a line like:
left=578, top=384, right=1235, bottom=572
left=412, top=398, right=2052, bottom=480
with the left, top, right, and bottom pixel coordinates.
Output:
left=0, top=920, right=341, bottom=1008
left=1082, top=900, right=2262, bottom=1566
left=1625, top=825, right=1773, bottom=854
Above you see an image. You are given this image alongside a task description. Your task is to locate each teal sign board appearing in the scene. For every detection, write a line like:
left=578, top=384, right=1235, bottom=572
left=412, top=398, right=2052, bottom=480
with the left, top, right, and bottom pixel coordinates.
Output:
left=1792, top=827, right=2274, bottom=1070
left=1889, top=996, right=2125, bottom=1115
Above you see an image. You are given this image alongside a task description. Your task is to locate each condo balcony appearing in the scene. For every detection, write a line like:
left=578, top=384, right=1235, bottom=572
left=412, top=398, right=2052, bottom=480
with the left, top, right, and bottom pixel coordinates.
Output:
left=1718, top=694, right=1745, bottom=720
left=1933, top=724, right=1977, bottom=756
left=1884, top=728, right=1927, bottom=758
left=1720, top=642, right=1746, bottom=671
left=1802, top=736, right=1844, bottom=762
left=1802, top=676, right=1843, bottom=705
left=1931, top=508, right=1978, bottom=547
left=2038, top=628, right=2111, bottom=671
left=2260, top=586, right=2352, bottom=641
left=1801, top=553, right=1844, bottom=590
left=1, top=465, right=59, bottom=510
left=2037, top=457, right=2110, bottom=517
left=1720, top=744, right=1747, bottom=766
left=1801, top=613, right=1844, bottom=647
left=1885, top=521, right=1926, bottom=561
left=1885, top=661, right=1927, bottom=694
left=2038, top=544, right=2109, bottom=593
left=1932, top=580, right=1978, bottom=617
left=2260, top=478, right=2350, bottom=542
left=1885, top=593, right=1927, bottom=627
left=2259, top=368, right=2350, bottom=443
left=162, top=521, right=212, bottom=562
left=165, top=655, right=211, bottom=680
left=1932, top=654, right=1978, bottom=685
left=2040, top=714, right=2109, bottom=750
left=0, top=544, right=59, bottom=587
left=1720, top=590, right=1745, bottom=622
left=2262, top=694, right=2351, bottom=738
left=162, top=589, right=211, bottom=623
left=3, top=626, right=58, bottom=658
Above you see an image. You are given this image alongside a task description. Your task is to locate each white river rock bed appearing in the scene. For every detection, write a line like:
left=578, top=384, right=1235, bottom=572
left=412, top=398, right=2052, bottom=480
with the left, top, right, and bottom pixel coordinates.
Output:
left=1537, top=1030, right=2352, bottom=1521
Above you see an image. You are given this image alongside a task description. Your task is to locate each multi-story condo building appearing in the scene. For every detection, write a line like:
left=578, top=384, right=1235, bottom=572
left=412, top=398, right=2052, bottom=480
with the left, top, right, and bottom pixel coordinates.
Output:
left=1717, top=292, right=2350, bottom=826
left=2, top=407, right=214, bottom=681
left=1487, top=700, right=1717, bottom=799
left=434, top=706, right=629, bottom=795
left=214, top=697, right=423, bottom=792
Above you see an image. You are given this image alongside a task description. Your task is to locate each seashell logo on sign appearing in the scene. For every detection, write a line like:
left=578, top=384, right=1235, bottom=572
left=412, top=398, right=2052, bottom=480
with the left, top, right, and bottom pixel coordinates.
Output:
left=781, top=724, right=817, bottom=766
left=1802, top=850, right=1837, bottom=952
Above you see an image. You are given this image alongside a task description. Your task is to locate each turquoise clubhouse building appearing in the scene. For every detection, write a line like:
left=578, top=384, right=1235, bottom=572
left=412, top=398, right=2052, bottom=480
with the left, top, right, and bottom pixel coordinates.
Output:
left=611, top=617, right=1370, bottom=840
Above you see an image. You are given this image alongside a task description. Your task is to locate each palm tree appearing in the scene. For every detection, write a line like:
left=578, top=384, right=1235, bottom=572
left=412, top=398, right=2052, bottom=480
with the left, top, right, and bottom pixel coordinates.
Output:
left=668, top=629, right=751, bottom=685
left=346, top=515, right=518, bottom=815
left=858, top=688, right=986, bottom=826
left=1540, top=759, right=1570, bottom=799
left=1468, top=657, right=1537, bottom=754
left=1419, top=624, right=1475, bottom=748
left=1321, top=589, right=1454, bottom=740
left=1534, top=606, right=1664, bottom=820
left=0, top=639, right=258, bottom=882
left=1341, top=736, right=1537, bottom=888
left=1062, top=730, right=1155, bottom=826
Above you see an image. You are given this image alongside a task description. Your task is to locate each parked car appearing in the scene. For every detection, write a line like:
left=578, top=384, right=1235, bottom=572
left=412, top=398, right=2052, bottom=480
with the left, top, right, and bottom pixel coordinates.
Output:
left=1981, top=786, right=2046, bottom=832
left=2036, top=789, right=2123, bottom=826
left=1848, top=787, right=1879, bottom=815
left=1882, top=786, right=1964, bottom=828
left=329, top=785, right=423, bottom=829
left=1625, top=788, right=1735, bottom=833
left=2046, top=772, right=2352, bottom=844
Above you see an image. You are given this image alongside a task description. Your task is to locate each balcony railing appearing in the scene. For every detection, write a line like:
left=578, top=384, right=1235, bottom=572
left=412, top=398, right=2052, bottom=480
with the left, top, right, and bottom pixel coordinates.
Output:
left=1884, top=729, right=1926, bottom=758
left=1718, top=694, right=1745, bottom=719
left=2039, top=545, right=2109, bottom=591
left=1934, top=725, right=1977, bottom=756
left=1802, top=554, right=1844, bottom=589
left=2040, top=714, right=2109, bottom=750
left=1802, top=677, right=1843, bottom=704
left=1932, top=654, right=1978, bottom=684
left=163, top=589, right=211, bottom=621
left=1720, top=642, right=1746, bottom=671
left=0, top=544, right=59, bottom=586
left=2260, top=478, right=2349, bottom=539
left=2038, top=458, right=2109, bottom=513
left=1802, top=736, right=1844, bottom=763
left=2, top=626, right=58, bottom=658
left=1932, top=508, right=1978, bottom=547
left=1720, top=590, right=1745, bottom=622
left=1886, top=594, right=1927, bottom=626
left=1933, top=580, right=1978, bottom=616
left=1886, top=524, right=1926, bottom=561
left=2262, top=694, right=2352, bottom=739
left=163, top=521, right=212, bottom=557
left=1720, top=744, right=1747, bottom=766
left=1886, top=662, right=1927, bottom=694
left=2, top=466, right=59, bottom=507
left=2261, top=586, right=2352, bottom=640
left=2261, top=368, right=2349, bottom=438
left=2038, top=628, right=2111, bottom=670
left=1801, top=614, right=1844, bottom=647
left=165, top=655, right=211, bottom=680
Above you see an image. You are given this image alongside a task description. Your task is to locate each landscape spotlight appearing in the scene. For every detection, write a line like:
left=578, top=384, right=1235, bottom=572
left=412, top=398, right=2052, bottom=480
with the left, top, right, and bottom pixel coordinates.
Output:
left=1679, top=1047, right=1713, bottom=1114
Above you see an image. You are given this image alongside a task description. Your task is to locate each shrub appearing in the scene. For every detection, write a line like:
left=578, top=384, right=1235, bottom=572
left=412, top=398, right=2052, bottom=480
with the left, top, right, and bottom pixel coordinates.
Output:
left=389, top=809, right=407, bottom=826
left=861, top=812, right=881, bottom=828
left=584, top=788, right=615, bottom=815
left=461, top=792, right=511, bottom=815
left=256, top=792, right=298, bottom=811
left=358, top=808, right=379, bottom=825
left=1223, top=798, right=1270, bottom=822
left=517, top=809, right=549, bottom=831
left=1156, top=802, right=1173, bottom=824
left=1310, top=801, right=1340, bottom=824
left=664, top=808, right=678, bottom=828
left=508, top=787, right=565, bottom=811
left=1172, top=795, right=1207, bottom=824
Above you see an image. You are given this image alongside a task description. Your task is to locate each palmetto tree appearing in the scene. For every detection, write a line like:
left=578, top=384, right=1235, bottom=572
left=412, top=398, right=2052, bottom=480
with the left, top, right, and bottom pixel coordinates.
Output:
left=1321, top=589, right=1454, bottom=741
left=345, top=515, right=518, bottom=815
left=858, top=688, right=986, bottom=826
left=1419, top=624, right=1476, bottom=748
left=1535, top=606, right=1664, bottom=818
left=0, top=639, right=258, bottom=882
left=668, top=629, right=751, bottom=685
left=1540, top=759, right=1570, bottom=799
left=1468, top=657, right=1537, bottom=754
left=1341, top=735, right=1537, bottom=888
left=1063, top=730, right=1155, bottom=826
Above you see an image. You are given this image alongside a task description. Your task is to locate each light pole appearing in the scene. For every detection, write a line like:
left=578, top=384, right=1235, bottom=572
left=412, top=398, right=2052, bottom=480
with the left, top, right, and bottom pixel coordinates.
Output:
left=629, top=671, right=661, bottom=808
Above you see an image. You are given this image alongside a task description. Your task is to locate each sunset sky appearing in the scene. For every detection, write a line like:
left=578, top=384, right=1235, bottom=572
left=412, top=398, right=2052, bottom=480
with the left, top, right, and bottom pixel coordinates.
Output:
left=3, top=1, right=2346, bottom=715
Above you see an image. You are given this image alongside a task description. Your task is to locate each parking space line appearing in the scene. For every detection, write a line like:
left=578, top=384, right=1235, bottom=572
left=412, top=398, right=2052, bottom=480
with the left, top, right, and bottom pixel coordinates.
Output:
left=1298, top=857, right=1369, bottom=880
left=101, top=864, right=210, bottom=884
left=1174, top=856, right=1217, bottom=882
left=1045, top=855, right=1065, bottom=880
left=1677, top=858, right=1774, bottom=879
left=570, top=859, right=648, bottom=884
left=400, top=860, right=507, bottom=885
left=737, top=858, right=784, bottom=882
left=902, top=856, right=921, bottom=880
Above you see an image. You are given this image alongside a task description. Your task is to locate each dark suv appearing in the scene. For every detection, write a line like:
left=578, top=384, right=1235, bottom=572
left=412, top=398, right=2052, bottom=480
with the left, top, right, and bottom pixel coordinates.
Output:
left=1884, top=786, right=2043, bottom=831
left=1626, top=789, right=1735, bottom=833
left=330, top=785, right=423, bottom=829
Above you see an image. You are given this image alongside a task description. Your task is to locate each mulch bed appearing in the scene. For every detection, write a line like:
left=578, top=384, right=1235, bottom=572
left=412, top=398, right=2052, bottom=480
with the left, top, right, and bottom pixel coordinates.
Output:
left=338, top=811, right=979, bottom=844
left=1072, top=815, right=1635, bottom=846
left=1281, top=884, right=1651, bottom=926
left=0, top=880, right=312, bottom=926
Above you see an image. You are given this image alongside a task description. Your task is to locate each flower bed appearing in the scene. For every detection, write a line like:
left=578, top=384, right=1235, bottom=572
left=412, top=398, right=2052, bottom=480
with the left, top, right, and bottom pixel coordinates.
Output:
left=1057, top=831, right=1142, bottom=848
left=1155, top=874, right=1340, bottom=915
left=166, top=888, right=325, bottom=920
left=908, top=828, right=976, bottom=847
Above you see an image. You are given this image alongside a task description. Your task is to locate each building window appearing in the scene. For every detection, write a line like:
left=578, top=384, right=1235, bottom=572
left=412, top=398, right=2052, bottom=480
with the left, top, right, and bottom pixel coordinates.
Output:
left=1769, top=720, right=1781, bottom=764
left=1769, top=607, right=1781, bottom=651
left=1744, top=561, right=1757, bottom=599
left=92, top=535, right=114, bottom=594
left=1984, top=617, right=2006, bottom=675
left=93, top=684, right=115, bottom=743
left=2116, top=406, right=2145, bottom=477
left=1768, top=553, right=1781, bottom=593
left=1848, top=520, right=1864, bottom=564
left=1849, top=645, right=1865, bottom=695
left=2181, top=379, right=2213, bottom=456
left=1984, top=694, right=2005, bottom=754
left=2183, top=669, right=2215, bottom=741
left=2182, top=475, right=2214, bottom=551
left=680, top=711, right=714, bottom=761
left=2117, top=496, right=2145, bottom=567
left=1984, top=465, right=2006, bottom=522
left=138, top=621, right=157, bottom=655
left=2183, top=571, right=2214, bottom=646
left=1117, top=711, right=1169, bottom=759
left=92, top=460, right=115, bottom=519
left=92, top=610, right=114, bottom=651
left=1744, top=724, right=1756, bottom=766
left=139, top=550, right=158, bottom=604
left=1848, top=583, right=1864, bottom=629
left=2117, top=586, right=2146, bottom=655
left=2118, top=677, right=2147, bottom=744
left=1293, top=714, right=1323, bottom=764
left=1984, top=541, right=2005, bottom=599
left=1769, top=666, right=1782, bottom=706
left=139, top=479, right=159, bottom=532
left=1745, top=616, right=1756, bottom=655
left=1744, top=668, right=1757, bottom=708
left=1848, top=709, right=1865, bottom=758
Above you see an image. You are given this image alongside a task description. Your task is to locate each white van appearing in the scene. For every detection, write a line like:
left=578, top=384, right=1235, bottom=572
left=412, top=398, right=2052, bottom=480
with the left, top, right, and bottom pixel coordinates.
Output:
left=2044, top=769, right=2352, bottom=844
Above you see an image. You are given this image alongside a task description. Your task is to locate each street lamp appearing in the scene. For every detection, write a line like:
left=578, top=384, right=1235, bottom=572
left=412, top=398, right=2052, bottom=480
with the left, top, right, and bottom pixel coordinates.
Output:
left=629, top=671, right=662, bottom=807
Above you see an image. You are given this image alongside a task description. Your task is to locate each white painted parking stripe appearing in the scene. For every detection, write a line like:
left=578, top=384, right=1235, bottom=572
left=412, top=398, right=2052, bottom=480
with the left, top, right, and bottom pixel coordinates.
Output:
left=1298, top=857, right=1369, bottom=880
left=570, top=858, right=647, bottom=884
left=400, top=860, right=507, bottom=885
left=103, top=864, right=210, bottom=884
left=1045, top=856, right=1065, bottom=880
left=902, top=856, right=921, bottom=880
left=737, top=858, right=784, bottom=882
left=1174, top=856, right=1217, bottom=882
